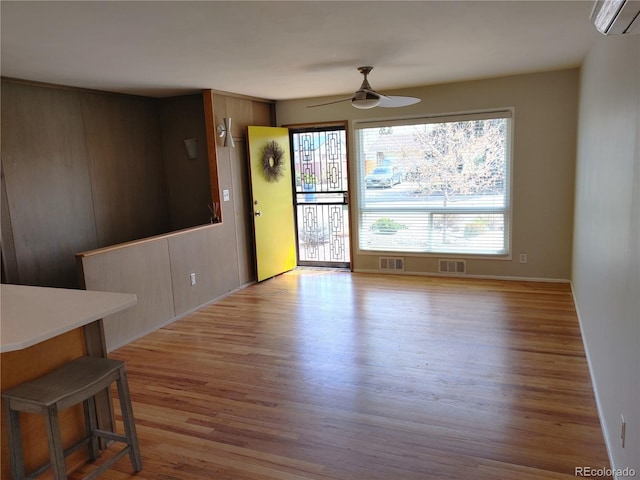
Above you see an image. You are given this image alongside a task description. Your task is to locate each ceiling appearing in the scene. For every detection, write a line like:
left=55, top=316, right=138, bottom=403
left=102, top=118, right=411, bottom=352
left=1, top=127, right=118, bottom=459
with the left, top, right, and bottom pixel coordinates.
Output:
left=1, top=1, right=600, bottom=101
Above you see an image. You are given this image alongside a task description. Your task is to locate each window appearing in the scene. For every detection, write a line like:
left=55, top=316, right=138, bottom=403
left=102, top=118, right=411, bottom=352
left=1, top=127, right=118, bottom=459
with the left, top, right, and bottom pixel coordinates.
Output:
left=355, top=110, right=512, bottom=256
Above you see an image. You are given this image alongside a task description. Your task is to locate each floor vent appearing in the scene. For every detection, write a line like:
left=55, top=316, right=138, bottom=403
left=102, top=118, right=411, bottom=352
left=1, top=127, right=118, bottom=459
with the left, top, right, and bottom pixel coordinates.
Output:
left=438, top=259, right=466, bottom=274
left=379, top=257, right=404, bottom=271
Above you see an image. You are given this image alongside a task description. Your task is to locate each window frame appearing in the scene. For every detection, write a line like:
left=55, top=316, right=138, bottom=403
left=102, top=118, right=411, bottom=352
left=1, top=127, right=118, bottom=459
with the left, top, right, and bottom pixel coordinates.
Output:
left=353, top=108, right=514, bottom=259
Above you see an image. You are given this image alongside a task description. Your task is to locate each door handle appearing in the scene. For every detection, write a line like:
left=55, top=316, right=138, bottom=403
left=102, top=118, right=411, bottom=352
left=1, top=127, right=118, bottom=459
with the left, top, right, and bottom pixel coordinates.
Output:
left=255, top=211, right=262, bottom=217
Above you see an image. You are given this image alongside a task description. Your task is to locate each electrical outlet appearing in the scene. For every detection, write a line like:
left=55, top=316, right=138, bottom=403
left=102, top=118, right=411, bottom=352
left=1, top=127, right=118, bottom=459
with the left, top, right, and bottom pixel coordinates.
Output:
left=190, top=273, right=196, bottom=286
left=621, top=414, right=626, bottom=448
left=519, top=253, right=528, bottom=264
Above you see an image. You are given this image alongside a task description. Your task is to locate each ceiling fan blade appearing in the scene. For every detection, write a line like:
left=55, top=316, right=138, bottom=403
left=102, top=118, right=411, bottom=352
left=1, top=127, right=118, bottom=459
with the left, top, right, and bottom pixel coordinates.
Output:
left=307, top=97, right=352, bottom=108
left=359, top=88, right=420, bottom=108
left=307, top=67, right=421, bottom=109
left=377, top=95, right=421, bottom=108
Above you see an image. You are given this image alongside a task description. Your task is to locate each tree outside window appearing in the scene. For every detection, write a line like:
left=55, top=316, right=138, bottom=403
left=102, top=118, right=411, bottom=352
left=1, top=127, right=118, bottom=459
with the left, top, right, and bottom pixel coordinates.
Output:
left=357, top=112, right=511, bottom=255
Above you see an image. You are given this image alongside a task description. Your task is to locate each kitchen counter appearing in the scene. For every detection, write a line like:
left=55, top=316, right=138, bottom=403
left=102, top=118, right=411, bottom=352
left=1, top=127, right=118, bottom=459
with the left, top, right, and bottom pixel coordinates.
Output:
left=1, top=284, right=136, bottom=352
left=0, top=284, right=137, bottom=478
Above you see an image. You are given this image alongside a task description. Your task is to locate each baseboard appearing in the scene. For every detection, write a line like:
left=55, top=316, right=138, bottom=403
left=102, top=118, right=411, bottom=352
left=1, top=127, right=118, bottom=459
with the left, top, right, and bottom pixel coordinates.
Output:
left=353, top=268, right=570, bottom=283
left=569, top=282, right=618, bottom=477
left=107, top=280, right=256, bottom=353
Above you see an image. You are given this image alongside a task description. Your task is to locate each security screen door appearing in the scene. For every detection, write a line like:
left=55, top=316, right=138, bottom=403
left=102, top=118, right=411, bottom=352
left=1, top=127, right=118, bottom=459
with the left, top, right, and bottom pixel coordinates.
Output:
left=290, top=125, right=350, bottom=268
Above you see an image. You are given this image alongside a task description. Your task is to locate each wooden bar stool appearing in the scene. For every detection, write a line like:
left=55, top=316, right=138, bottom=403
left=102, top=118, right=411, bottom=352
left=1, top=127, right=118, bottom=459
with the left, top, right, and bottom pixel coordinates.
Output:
left=2, top=356, right=142, bottom=480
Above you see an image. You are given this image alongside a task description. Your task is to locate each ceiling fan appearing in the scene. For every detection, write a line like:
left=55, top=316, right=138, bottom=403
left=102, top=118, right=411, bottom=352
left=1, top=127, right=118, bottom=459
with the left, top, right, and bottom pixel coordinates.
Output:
left=308, top=66, right=421, bottom=110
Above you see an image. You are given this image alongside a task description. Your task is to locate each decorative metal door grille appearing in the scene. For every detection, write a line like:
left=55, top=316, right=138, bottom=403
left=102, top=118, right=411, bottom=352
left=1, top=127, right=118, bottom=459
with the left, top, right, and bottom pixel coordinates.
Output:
left=290, top=127, right=350, bottom=267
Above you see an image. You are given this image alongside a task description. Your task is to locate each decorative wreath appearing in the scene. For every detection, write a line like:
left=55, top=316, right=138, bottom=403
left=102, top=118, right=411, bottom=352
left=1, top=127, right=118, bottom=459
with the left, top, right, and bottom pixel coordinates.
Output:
left=261, top=140, right=286, bottom=182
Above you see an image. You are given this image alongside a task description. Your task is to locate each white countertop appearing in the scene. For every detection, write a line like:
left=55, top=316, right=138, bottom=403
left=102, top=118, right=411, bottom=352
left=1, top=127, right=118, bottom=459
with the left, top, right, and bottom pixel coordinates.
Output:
left=0, top=284, right=137, bottom=353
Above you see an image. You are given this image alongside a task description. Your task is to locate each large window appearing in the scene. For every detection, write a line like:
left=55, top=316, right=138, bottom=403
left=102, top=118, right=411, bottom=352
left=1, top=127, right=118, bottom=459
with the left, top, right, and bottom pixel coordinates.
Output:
left=356, top=111, right=512, bottom=256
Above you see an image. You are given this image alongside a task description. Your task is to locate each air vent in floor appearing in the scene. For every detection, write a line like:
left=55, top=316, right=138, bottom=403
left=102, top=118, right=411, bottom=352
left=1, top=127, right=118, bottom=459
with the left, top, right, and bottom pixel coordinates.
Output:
left=379, top=257, right=404, bottom=271
left=438, top=259, right=466, bottom=274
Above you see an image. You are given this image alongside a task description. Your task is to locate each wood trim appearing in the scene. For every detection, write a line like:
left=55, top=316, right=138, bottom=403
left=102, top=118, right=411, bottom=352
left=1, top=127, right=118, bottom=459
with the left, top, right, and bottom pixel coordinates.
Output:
left=206, top=87, right=275, bottom=105
left=282, top=120, right=349, bottom=129
left=286, top=121, right=354, bottom=271
left=1, top=76, right=151, bottom=100
left=2, top=77, right=276, bottom=105
left=75, top=223, right=221, bottom=259
left=344, top=121, right=354, bottom=272
left=1, top=162, right=19, bottom=283
left=203, top=90, right=223, bottom=224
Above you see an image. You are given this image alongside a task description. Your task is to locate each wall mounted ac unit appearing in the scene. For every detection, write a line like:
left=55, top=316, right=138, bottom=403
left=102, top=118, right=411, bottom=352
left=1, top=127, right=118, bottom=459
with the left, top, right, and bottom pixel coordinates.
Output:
left=591, top=0, right=640, bottom=35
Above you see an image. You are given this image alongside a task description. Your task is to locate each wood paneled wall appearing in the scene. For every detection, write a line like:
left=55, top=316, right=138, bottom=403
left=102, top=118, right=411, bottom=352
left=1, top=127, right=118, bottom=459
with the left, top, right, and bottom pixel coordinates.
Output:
left=159, top=94, right=212, bottom=231
left=81, top=92, right=169, bottom=246
left=77, top=220, right=249, bottom=351
left=213, top=95, right=272, bottom=285
left=75, top=91, right=273, bottom=350
left=78, top=237, right=176, bottom=350
left=1, top=82, right=101, bottom=288
left=1, top=79, right=273, bottom=291
left=217, top=140, right=255, bottom=286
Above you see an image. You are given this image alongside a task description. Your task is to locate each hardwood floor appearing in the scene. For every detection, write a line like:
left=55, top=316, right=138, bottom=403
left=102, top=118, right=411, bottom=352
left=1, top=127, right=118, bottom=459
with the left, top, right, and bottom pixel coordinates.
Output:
left=73, top=271, right=611, bottom=479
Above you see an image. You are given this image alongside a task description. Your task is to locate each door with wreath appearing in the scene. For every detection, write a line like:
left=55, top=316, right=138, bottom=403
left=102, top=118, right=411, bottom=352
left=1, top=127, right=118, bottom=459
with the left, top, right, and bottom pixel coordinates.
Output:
left=247, top=126, right=297, bottom=281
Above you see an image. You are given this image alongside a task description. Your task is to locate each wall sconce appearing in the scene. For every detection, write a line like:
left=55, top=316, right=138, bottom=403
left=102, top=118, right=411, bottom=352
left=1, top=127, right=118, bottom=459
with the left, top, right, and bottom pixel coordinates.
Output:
left=216, top=117, right=235, bottom=148
left=183, top=138, right=198, bottom=160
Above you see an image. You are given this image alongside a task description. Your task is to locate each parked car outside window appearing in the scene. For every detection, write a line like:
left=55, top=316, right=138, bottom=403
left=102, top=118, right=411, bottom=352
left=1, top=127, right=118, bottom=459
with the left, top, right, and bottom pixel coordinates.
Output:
left=365, top=166, right=402, bottom=188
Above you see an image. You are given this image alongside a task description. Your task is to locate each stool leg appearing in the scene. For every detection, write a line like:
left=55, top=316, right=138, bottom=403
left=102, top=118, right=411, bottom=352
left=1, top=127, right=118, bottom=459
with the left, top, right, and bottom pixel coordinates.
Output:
left=44, top=405, right=67, bottom=480
left=116, top=368, right=143, bottom=472
left=3, top=400, right=26, bottom=479
left=83, top=397, right=99, bottom=461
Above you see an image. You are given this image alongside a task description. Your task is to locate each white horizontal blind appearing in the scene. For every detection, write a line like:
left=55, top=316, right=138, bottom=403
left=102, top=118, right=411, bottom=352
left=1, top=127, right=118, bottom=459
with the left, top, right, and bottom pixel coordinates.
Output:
left=355, top=111, right=512, bottom=256
left=354, top=109, right=512, bottom=130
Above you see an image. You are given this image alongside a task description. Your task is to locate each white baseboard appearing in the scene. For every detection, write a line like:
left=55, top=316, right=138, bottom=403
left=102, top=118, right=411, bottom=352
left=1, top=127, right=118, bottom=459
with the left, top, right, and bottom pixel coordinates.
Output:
left=107, top=281, right=256, bottom=353
left=569, top=282, right=617, bottom=477
left=353, top=267, right=570, bottom=283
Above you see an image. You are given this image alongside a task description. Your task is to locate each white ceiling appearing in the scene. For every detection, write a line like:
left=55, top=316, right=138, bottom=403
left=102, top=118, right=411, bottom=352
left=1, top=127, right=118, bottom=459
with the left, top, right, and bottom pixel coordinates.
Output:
left=1, top=1, right=600, bottom=101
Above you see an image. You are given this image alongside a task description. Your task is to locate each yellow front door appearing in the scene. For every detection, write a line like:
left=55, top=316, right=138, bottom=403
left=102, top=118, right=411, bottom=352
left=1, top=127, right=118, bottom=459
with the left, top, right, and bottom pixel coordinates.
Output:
left=247, top=126, right=297, bottom=281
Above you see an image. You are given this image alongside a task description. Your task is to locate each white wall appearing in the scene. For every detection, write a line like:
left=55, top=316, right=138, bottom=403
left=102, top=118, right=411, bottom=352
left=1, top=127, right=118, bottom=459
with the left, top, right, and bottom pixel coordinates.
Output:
left=277, top=69, right=579, bottom=280
left=574, top=34, right=639, bottom=474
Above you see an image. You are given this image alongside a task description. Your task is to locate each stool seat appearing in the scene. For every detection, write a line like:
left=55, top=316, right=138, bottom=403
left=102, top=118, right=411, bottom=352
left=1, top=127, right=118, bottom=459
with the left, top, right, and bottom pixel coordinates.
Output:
left=2, top=356, right=142, bottom=480
left=4, top=357, right=124, bottom=410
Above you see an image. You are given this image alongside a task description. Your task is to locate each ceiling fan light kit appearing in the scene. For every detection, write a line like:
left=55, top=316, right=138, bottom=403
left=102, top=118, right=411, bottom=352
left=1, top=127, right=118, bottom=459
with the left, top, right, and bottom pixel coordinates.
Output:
left=351, top=91, right=381, bottom=109
left=308, top=66, right=421, bottom=110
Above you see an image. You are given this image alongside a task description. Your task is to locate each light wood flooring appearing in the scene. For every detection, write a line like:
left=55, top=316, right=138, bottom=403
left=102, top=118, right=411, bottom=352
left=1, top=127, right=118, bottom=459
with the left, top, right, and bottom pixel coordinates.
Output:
left=73, top=270, right=611, bottom=480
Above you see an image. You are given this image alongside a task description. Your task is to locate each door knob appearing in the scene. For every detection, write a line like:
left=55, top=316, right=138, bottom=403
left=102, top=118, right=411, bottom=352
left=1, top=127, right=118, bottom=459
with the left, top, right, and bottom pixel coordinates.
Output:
left=255, top=211, right=262, bottom=217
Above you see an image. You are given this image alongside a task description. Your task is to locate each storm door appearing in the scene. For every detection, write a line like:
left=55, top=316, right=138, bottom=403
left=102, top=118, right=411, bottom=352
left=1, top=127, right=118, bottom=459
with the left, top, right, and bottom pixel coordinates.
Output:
left=290, top=125, right=350, bottom=268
